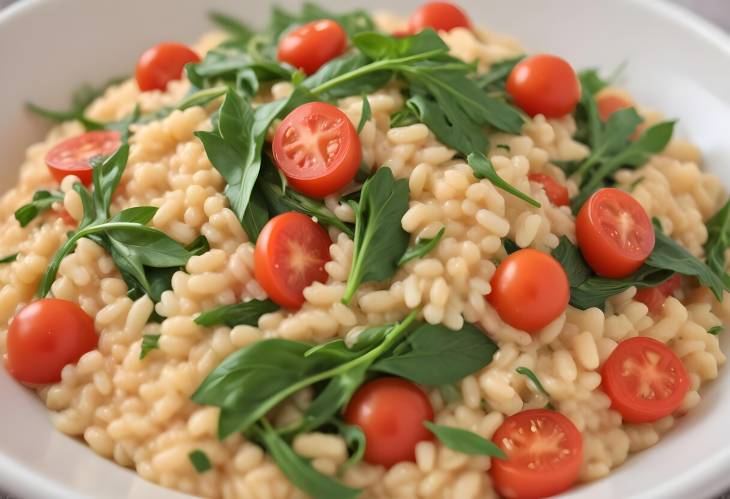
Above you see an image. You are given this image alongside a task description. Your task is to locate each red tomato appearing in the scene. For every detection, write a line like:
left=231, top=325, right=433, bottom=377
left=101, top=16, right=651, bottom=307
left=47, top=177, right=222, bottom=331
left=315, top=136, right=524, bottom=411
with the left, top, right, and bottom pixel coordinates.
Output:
left=344, top=377, right=434, bottom=467
left=528, top=173, right=569, bottom=207
left=408, top=2, right=471, bottom=33
left=602, top=336, right=690, bottom=423
left=506, top=54, right=580, bottom=118
left=488, top=249, right=570, bottom=333
left=254, top=212, right=331, bottom=309
left=5, top=299, right=97, bottom=384
left=576, top=188, right=655, bottom=278
left=634, top=274, right=682, bottom=315
left=596, top=94, right=633, bottom=122
left=45, top=130, right=121, bottom=186
left=273, top=102, right=361, bottom=198
left=135, top=42, right=200, bottom=92
left=277, top=19, right=347, bottom=75
left=491, top=409, right=583, bottom=499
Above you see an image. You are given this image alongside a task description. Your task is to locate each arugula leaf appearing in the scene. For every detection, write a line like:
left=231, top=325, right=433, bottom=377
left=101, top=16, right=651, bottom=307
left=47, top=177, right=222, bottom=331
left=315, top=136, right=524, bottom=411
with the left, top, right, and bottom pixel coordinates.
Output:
left=356, top=95, right=371, bottom=134
left=704, top=199, right=730, bottom=291
left=577, top=68, right=609, bottom=96
left=139, top=334, right=161, bottom=359
left=371, top=322, right=498, bottom=386
left=552, top=236, right=591, bottom=287
left=14, top=190, right=64, bottom=227
left=439, top=383, right=462, bottom=404
left=270, top=3, right=375, bottom=39
left=515, top=366, right=554, bottom=409
left=398, top=227, right=445, bottom=266
left=342, top=167, right=410, bottom=304
left=194, top=299, right=279, bottom=328
left=708, top=326, right=724, bottom=335
left=467, top=152, right=541, bottom=208
left=424, top=422, right=506, bottom=459
left=333, top=421, right=366, bottom=474
left=475, top=56, right=525, bottom=93
left=303, top=53, right=391, bottom=100
left=188, top=449, right=212, bottom=473
left=0, top=253, right=18, bottom=264
left=255, top=421, right=361, bottom=499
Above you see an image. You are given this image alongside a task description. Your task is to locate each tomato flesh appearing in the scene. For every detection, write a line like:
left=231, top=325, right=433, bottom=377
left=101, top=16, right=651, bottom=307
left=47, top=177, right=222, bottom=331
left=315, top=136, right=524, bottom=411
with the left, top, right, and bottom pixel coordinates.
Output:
left=254, top=212, right=331, bottom=309
left=45, top=131, right=121, bottom=186
left=634, top=274, right=681, bottom=314
left=602, top=336, right=690, bottom=423
left=273, top=102, right=361, bottom=198
left=6, top=299, right=97, bottom=384
left=136, top=42, right=200, bottom=92
left=408, top=2, right=471, bottom=33
left=528, top=173, right=569, bottom=207
left=576, top=188, right=655, bottom=278
left=277, top=19, right=347, bottom=75
left=344, top=377, right=434, bottom=467
left=488, top=249, right=570, bottom=333
left=491, top=409, right=583, bottom=499
left=506, top=54, right=580, bottom=118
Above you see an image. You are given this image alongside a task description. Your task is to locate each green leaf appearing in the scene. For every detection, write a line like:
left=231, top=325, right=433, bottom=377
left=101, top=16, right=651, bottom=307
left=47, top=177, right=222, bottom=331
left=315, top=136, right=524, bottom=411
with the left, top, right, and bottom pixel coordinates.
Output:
left=356, top=95, right=371, bottom=134
left=139, top=334, right=161, bottom=359
left=371, top=322, right=498, bottom=386
left=333, top=421, right=366, bottom=474
left=348, top=325, right=391, bottom=352
left=14, top=190, right=64, bottom=227
left=343, top=167, right=410, bottom=304
left=256, top=422, right=361, bottom=499
left=398, top=227, right=445, bottom=266
left=570, top=266, right=673, bottom=310
left=93, top=144, right=130, bottom=219
left=0, top=253, right=18, bottom=264
left=515, top=367, right=553, bottom=408
left=438, top=383, right=462, bottom=404
left=708, top=326, right=724, bottom=335
left=194, top=299, right=279, bottom=328
left=424, top=422, right=506, bottom=459
left=178, top=86, right=228, bottom=111
left=303, top=53, right=392, bottom=99
left=241, top=189, right=270, bottom=242
left=475, top=56, right=525, bottom=92
left=467, top=152, right=541, bottom=208
left=188, top=449, right=212, bottom=473
left=551, top=236, right=591, bottom=287
left=577, top=68, right=609, bottom=96
left=502, top=238, right=519, bottom=255
left=704, top=199, right=730, bottom=291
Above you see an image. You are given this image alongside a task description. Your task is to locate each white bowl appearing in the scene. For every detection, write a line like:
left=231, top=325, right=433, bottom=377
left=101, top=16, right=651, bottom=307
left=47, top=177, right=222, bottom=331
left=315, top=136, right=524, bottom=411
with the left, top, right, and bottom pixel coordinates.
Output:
left=1, top=0, right=729, bottom=498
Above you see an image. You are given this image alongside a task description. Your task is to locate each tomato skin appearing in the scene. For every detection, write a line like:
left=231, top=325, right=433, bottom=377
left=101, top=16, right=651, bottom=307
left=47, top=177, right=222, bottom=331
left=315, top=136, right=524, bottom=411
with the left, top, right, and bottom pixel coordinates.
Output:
left=6, top=299, right=97, bottom=384
left=634, top=274, right=681, bottom=314
left=277, top=20, right=347, bottom=75
left=408, top=2, right=471, bottom=33
left=344, top=377, right=434, bottom=467
left=273, top=102, right=361, bottom=198
left=602, top=336, right=690, bottom=423
left=254, top=212, right=331, bottom=309
left=506, top=54, right=580, bottom=118
left=488, top=249, right=570, bottom=333
left=136, top=42, right=200, bottom=92
left=576, top=188, right=655, bottom=278
left=597, top=94, right=632, bottom=122
left=491, top=409, right=583, bottom=499
left=45, top=131, right=122, bottom=185
left=528, top=173, right=569, bottom=207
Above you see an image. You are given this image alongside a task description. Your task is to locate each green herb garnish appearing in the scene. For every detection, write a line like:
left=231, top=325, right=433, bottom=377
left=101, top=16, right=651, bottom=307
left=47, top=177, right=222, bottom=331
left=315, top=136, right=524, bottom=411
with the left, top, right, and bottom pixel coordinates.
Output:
left=398, top=227, right=445, bottom=266
left=194, top=299, right=279, bottom=328
left=139, top=334, right=161, bottom=360
left=0, top=253, right=18, bottom=264
left=424, top=422, right=507, bottom=459
left=188, top=449, right=212, bottom=473
left=14, top=190, right=64, bottom=227
left=515, top=366, right=554, bottom=409
left=468, top=152, right=541, bottom=208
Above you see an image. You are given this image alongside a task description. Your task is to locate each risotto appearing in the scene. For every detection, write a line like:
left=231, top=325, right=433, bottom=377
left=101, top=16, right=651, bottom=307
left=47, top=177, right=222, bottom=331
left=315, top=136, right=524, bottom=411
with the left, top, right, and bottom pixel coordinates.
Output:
left=1, top=2, right=729, bottom=498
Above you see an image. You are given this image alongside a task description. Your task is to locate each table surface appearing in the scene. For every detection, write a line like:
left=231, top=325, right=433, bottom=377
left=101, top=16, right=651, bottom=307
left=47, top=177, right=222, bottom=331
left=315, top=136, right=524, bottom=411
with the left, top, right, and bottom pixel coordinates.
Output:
left=0, top=0, right=729, bottom=498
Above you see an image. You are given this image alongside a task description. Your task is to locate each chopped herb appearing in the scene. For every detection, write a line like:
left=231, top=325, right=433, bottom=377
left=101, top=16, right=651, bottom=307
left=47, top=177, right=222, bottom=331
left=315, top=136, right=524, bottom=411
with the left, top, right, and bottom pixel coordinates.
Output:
left=502, top=238, right=520, bottom=255
left=516, top=366, right=554, bottom=409
left=188, top=449, right=212, bottom=473
left=194, top=299, right=279, bottom=328
left=139, top=334, right=161, bottom=359
left=0, top=253, right=18, bottom=264
left=496, top=144, right=511, bottom=152
left=398, top=227, right=445, bottom=266
left=425, top=422, right=507, bottom=459
left=14, top=190, right=64, bottom=227
left=467, top=152, right=541, bottom=208
left=708, top=326, right=724, bottom=335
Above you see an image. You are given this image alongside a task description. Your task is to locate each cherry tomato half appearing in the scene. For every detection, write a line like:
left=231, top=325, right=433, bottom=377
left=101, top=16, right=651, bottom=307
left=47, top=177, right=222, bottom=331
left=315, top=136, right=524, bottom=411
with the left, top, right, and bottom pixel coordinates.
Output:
left=576, top=188, right=655, bottom=278
left=254, top=212, right=331, bottom=309
left=45, top=130, right=122, bottom=185
left=602, top=336, right=690, bottom=423
left=488, top=249, right=569, bottom=333
left=408, top=2, right=471, bottom=33
left=506, top=54, right=580, bottom=118
left=273, top=102, right=361, bottom=198
left=6, top=299, right=97, bottom=384
left=528, top=173, right=569, bottom=207
left=596, top=93, right=633, bottom=122
left=491, top=409, right=583, bottom=499
left=136, top=42, right=200, bottom=92
left=344, top=377, right=434, bottom=467
left=634, top=274, right=682, bottom=315
left=277, top=19, right=347, bottom=75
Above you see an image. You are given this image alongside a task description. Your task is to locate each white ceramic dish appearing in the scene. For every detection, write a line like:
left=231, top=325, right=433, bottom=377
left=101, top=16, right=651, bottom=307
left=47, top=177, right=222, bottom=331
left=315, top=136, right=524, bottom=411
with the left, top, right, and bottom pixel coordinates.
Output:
left=1, top=0, right=729, bottom=498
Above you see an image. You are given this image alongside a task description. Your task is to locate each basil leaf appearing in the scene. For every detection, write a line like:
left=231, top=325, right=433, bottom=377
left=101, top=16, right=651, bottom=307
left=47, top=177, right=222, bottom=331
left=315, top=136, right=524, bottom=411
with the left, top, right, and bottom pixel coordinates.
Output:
left=139, top=334, right=160, bottom=360
left=14, top=190, right=64, bottom=227
left=188, top=449, right=212, bottom=473
left=371, top=322, right=498, bottom=386
left=0, top=253, right=18, bottom=264
left=467, top=152, right=541, bottom=208
left=552, top=236, right=591, bottom=287
left=708, top=326, right=724, bottom=335
left=704, top=199, right=730, bottom=291
left=398, top=227, right=445, bottom=266
left=343, top=167, right=410, bottom=304
left=424, top=422, right=506, bottom=459
left=256, top=422, right=361, bottom=499
left=333, top=421, right=366, bottom=474
left=356, top=95, right=371, bottom=134
left=515, top=366, right=554, bottom=409
left=194, top=299, right=279, bottom=328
